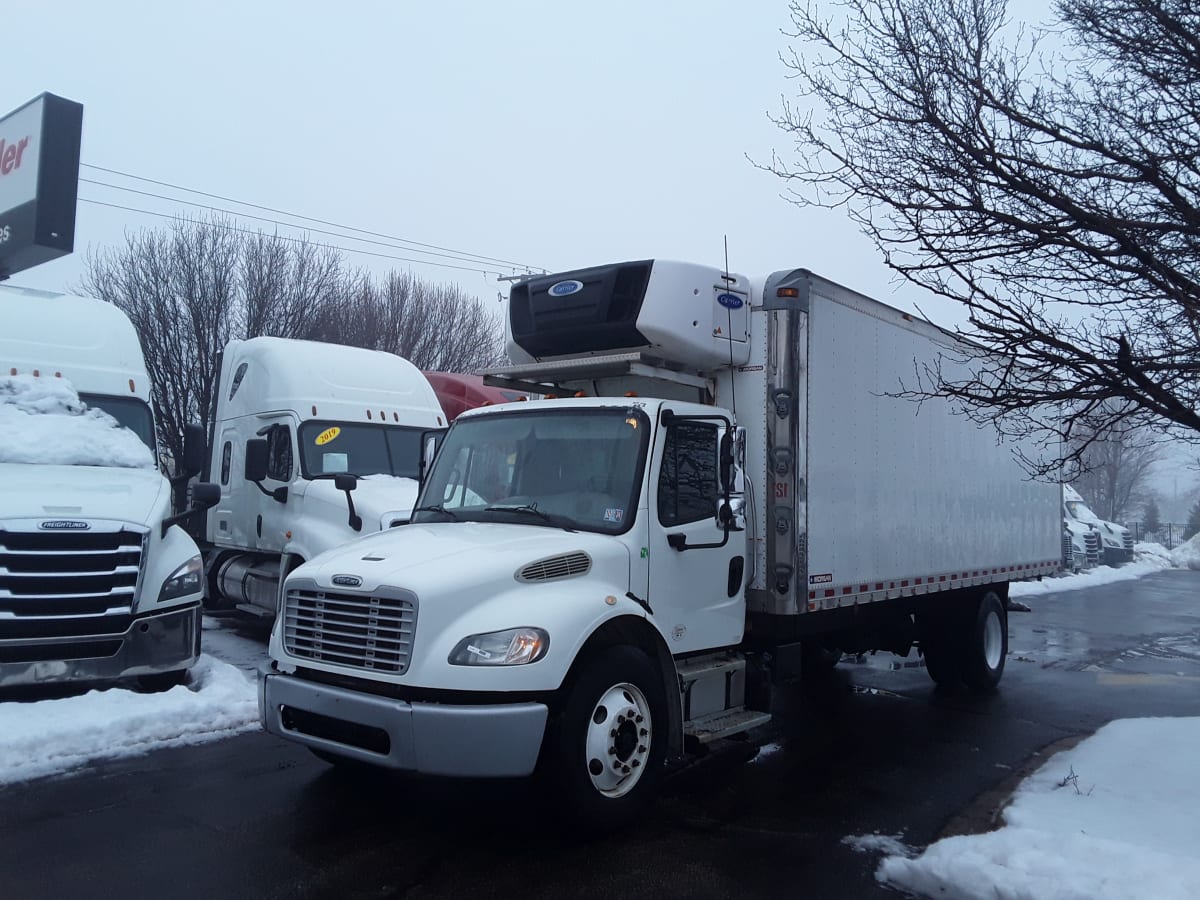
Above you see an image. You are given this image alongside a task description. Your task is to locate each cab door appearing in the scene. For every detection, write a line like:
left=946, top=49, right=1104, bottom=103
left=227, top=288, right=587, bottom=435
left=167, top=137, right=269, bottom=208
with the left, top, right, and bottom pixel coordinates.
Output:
left=646, top=404, right=746, bottom=654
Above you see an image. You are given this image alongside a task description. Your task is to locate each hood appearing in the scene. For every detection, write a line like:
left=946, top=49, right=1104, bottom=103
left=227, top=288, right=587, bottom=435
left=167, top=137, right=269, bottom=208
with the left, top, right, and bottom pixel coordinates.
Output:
left=298, top=475, right=420, bottom=529
left=0, top=462, right=167, bottom=527
left=297, top=521, right=629, bottom=595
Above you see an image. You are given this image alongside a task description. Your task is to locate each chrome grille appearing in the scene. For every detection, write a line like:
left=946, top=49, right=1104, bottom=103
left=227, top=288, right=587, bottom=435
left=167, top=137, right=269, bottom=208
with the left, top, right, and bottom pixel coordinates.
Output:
left=517, top=551, right=591, bottom=582
left=1122, top=532, right=1135, bottom=551
left=1084, top=531, right=1102, bottom=566
left=0, top=528, right=142, bottom=616
left=283, top=588, right=416, bottom=674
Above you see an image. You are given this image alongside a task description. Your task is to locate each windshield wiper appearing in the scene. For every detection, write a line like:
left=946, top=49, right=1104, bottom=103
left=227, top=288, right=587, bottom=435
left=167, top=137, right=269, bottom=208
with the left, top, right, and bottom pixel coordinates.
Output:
left=411, top=504, right=460, bottom=520
left=484, top=503, right=577, bottom=532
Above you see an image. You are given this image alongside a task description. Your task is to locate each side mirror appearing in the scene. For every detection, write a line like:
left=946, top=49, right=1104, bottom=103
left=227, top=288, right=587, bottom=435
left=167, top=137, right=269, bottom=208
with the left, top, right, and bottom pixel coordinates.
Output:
left=335, top=473, right=362, bottom=532
left=719, top=429, right=735, bottom=494
left=244, top=438, right=268, bottom=483
left=192, top=482, right=221, bottom=509
left=161, top=481, right=220, bottom=538
left=182, top=424, right=207, bottom=478
left=419, top=429, right=446, bottom=487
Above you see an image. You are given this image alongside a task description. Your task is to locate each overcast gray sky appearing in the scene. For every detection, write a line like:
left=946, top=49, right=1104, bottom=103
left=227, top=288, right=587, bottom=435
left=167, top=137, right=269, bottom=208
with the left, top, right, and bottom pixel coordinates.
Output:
left=4, top=1, right=932, bottom=313
left=6, top=0, right=1197, bottom=507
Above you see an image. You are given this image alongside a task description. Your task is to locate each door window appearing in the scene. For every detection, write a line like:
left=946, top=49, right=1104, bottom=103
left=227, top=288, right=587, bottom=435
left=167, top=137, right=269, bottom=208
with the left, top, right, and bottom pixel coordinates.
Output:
left=266, top=425, right=293, bottom=482
left=658, top=421, right=718, bottom=527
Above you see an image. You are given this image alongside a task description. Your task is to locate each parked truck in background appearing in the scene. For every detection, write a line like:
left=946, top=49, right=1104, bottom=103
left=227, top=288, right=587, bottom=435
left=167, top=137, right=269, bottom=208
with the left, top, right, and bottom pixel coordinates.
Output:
left=1062, top=484, right=1134, bottom=567
left=200, top=337, right=447, bottom=619
left=258, top=260, right=1062, bottom=828
left=0, top=285, right=217, bottom=689
left=422, top=371, right=528, bottom=421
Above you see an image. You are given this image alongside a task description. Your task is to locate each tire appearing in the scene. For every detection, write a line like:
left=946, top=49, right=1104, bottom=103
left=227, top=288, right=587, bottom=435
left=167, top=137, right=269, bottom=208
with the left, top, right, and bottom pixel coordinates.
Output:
left=544, top=645, right=667, bottom=832
left=919, top=615, right=962, bottom=688
left=137, top=669, right=190, bottom=692
left=801, top=640, right=843, bottom=678
left=960, top=590, right=1007, bottom=693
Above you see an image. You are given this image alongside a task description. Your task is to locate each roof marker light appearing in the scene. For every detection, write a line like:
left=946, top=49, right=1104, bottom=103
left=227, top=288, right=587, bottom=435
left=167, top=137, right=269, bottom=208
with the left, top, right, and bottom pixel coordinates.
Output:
left=311, top=405, right=317, bottom=416
left=776, top=287, right=800, bottom=298
left=574, top=390, right=586, bottom=398
left=624, top=391, right=638, bottom=397
left=128, top=379, right=136, bottom=392
left=33, top=369, right=40, bottom=377
left=367, top=410, right=373, bottom=420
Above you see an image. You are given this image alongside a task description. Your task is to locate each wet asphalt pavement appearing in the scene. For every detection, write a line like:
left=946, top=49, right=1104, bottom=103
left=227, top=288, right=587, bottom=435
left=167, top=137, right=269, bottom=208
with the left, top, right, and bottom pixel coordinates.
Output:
left=1, top=569, right=1197, bottom=899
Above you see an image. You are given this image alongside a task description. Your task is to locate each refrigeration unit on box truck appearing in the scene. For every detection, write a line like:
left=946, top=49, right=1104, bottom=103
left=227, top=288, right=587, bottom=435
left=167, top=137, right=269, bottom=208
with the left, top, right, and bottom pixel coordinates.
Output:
left=258, top=259, right=1061, bottom=828
left=201, top=337, right=446, bottom=619
left=0, top=285, right=217, bottom=689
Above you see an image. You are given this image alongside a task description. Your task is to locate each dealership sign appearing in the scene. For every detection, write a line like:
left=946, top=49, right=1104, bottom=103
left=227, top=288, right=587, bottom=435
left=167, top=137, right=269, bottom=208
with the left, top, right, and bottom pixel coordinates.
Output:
left=0, top=93, right=83, bottom=279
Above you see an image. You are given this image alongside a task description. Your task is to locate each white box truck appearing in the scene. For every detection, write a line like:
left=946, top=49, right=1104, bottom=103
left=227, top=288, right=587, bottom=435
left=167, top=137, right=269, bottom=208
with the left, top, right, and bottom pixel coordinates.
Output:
left=0, top=285, right=217, bottom=689
left=258, top=260, right=1061, bottom=828
left=202, top=337, right=447, bottom=618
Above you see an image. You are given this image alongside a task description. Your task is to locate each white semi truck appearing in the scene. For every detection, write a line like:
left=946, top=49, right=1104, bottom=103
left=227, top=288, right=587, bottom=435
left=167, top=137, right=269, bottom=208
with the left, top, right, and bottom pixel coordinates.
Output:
left=202, top=337, right=446, bottom=618
left=1062, top=484, right=1134, bottom=567
left=258, top=260, right=1061, bottom=827
left=0, top=285, right=217, bottom=688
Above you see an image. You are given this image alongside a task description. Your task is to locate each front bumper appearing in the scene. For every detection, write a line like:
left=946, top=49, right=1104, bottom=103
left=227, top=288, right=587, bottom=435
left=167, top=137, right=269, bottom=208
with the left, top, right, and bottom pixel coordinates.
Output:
left=0, top=603, right=202, bottom=688
left=259, top=665, right=549, bottom=777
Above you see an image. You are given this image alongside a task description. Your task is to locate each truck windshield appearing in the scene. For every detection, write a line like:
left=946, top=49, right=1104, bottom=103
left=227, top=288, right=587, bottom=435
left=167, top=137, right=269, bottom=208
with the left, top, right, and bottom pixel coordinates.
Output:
left=413, top=407, right=649, bottom=534
left=297, top=421, right=425, bottom=479
left=79, top=394, right=156, bottom=453
left=1064, top=500, right=1102, bottom=525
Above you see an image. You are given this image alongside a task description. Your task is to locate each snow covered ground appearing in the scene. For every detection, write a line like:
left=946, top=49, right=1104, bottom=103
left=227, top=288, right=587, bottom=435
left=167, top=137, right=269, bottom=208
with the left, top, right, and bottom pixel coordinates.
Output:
left=848, top=717, right=1200, bottom=899
left=840, top=536, right=1200, bottom=899
left=0, top=616, right=266, bottom=789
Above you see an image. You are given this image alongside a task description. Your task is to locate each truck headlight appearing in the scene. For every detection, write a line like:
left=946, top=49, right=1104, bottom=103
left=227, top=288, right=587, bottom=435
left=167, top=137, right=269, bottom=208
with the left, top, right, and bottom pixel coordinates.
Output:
left=449, top=627, right=549, bottom=666
left=159, top=555, right=203, bottom=602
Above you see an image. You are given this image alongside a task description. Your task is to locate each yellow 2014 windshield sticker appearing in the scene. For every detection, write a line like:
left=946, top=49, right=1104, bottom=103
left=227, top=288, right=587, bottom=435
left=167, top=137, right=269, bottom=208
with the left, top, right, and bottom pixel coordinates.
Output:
left=315, top=426, right=341, bottom=446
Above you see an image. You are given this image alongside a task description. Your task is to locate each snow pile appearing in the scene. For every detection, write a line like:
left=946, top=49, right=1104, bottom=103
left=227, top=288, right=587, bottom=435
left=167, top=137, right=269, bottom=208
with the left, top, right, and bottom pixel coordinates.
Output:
left=1169, top=534, right=1200, bottom=570
left=0, top=655, right=258, bottom=786
left=1011, top=550, right=1173, bottom=597
left=0, top=374, right=153, bottom=469
left=865, top=717, right=1200, bottom=899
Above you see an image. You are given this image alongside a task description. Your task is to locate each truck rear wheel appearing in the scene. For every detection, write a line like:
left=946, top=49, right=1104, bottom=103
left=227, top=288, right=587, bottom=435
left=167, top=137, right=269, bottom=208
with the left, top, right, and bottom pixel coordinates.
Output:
left=961, top=590, right=1007, bottom=693
left=545, top=645, right=666, bottom=831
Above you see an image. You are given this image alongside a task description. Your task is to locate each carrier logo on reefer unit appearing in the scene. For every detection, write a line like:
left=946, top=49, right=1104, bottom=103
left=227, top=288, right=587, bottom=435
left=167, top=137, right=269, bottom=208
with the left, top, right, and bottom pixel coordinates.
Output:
left=38, top=520, right=90, bottom=530
left=716, top=292, right=744, bottom=309
left=548, top=280, right=584, bottom=297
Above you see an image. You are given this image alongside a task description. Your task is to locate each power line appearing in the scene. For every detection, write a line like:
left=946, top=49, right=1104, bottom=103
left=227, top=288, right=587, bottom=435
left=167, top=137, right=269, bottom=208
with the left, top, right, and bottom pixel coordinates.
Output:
left=78, top=197, right=512, bottom=277
left=81, top=163, right=542, bottom=272
left=80, top=177, right=525, bottom=273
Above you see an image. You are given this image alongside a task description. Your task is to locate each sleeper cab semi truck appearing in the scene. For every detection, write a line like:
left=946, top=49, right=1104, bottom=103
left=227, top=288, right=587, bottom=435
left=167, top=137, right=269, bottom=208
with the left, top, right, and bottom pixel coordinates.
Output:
left=1062, top=484, right=1134, bottom=567
left=0, top=285, right=217, bottom=689
left=258, top=260, right=1062, bottom=826
left=201, top=336, right=447, bottom=619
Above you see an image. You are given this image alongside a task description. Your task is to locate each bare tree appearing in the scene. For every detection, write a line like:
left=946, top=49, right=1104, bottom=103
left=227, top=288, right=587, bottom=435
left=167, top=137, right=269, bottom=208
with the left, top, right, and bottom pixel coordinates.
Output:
left=83, top=215, right=503, bottom=466
left=310, top=270, right=503, bottom=371
left=81, top=217, right=240, bottom=468
left=240, top=231, right=344, bottom=340
left=1070, top=420, right=1162, bottom=521
left=769, top=0, right=1200, bottom=474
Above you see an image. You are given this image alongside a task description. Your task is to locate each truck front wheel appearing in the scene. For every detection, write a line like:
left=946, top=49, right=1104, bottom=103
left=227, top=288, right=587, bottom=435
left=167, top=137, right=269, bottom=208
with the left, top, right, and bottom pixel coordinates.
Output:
left=961, top=590, right=1007, bottom=693
left=546, top=645, right=667, bottom=831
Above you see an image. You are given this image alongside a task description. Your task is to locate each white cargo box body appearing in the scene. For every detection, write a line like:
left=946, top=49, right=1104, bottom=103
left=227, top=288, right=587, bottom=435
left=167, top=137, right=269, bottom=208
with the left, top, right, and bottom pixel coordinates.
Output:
left=743, top=270, right=1062, bottom=617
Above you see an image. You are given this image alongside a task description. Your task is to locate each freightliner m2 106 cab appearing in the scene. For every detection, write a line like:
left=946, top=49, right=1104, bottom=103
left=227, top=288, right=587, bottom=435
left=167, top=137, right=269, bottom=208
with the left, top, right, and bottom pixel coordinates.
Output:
left=0, top=285, right=216, bottom=689
left=202, top=337, right=446, bottom=619
left=259, top=260, right=1061, bottom=827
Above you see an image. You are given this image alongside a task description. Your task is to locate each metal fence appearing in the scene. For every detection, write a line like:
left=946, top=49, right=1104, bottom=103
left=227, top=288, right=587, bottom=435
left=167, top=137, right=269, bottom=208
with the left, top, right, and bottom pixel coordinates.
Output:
left=1127, top=522, right=1197, bottom=549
